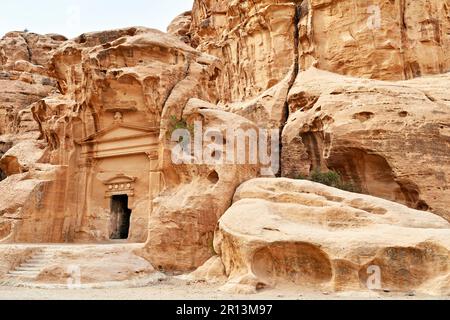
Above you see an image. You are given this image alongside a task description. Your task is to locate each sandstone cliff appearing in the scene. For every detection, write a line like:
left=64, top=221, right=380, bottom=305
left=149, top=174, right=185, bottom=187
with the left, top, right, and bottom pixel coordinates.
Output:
left=282, top=68, right=450, bottom=221
left=0, top=0, right=449, bottom=296
left=297, top=0, right=450, bottom=80
left=4, top=27, right=222, bottom=245
left=0, top=32, right=67, bottom=241
left=0, top=32, right=65, bottom=138
left=185, top=0, right=450, bottom=220
left=189, top=0, right=299, bottom=102
left=189, top=0, right=450, bottom=103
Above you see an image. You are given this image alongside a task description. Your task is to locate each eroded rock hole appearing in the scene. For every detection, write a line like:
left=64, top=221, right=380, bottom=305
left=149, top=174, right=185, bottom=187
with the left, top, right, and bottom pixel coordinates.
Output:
left=0, top=141, right=13, bottom=181
left=0, top=169, right=6, bottom=181
left=416, top=200, right=430, bottom=211
left=359, top=244, right=449, bottom=291
left=207, top=170, right=220, bottom=184
left=353, top=112, right=375, bottom=122
left=252, top=242, right=332, bottom=286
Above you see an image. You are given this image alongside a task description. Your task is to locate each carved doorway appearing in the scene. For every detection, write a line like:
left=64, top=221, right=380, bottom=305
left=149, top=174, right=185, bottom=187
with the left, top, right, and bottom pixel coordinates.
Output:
left=110, top=195, right=132, bottom=240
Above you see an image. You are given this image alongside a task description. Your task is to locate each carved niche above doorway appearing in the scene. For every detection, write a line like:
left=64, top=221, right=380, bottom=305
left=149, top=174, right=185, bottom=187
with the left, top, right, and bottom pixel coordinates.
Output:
left=102, top=174, right=137, bottom=198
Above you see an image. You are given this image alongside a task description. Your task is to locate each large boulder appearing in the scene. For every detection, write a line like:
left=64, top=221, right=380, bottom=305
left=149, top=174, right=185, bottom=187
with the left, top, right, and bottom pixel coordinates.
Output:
left=139, top=98, right=262, bottom=271
left=167, top=11, right=192, bottom=44
left=0, top=140, right=46, bottom=176
left=215, top=178, right=450, bottom=295
left=0, top=174, right=49, bottom=242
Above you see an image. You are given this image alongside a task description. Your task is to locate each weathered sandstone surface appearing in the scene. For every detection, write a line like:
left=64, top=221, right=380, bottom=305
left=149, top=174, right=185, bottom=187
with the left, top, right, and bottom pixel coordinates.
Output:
left=0, top=140, right=47, bottom=176
left=0, top=247, right=34, bottom=279
left=0, top=32, right=65, bottom=137
left=190, top=0, right=299, bottom=102
left=0, top=32, right=66, bottom=69
left=36, top=246, right=155, bottom=285
left=0, top=32, right=65, bottom=226
left=0, top=0, right=449, bottom=296
left=0, top=26, right=263, bottom=273
left=168, top=11, right=193, bottom=44
left=190, top=0, right=450, bottom=102
left=182, top=256, right=227, bottom=284
left=0, top=27, right=222, bottom=245
left=0, top=244, right=160, bottom=286
left=297, top=0, right=450, bottom=80
left=282, top=68, right=450, bottom=220
left=139, top=98, right=261, bottom=271
left=214, top=178, right=450, bottom=295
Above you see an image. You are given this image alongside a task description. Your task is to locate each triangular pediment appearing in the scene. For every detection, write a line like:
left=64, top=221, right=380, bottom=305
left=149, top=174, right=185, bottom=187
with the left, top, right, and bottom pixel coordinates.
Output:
left=101, top=174, right=137, bottom=185
left=82, top=123, right=158, bottom=143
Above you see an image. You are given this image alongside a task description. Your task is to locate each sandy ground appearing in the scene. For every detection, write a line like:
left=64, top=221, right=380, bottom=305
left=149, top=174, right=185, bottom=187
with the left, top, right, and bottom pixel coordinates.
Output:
left=1, top=245, right=448, bottom=300
left=0, top=278, right=447, bottom=300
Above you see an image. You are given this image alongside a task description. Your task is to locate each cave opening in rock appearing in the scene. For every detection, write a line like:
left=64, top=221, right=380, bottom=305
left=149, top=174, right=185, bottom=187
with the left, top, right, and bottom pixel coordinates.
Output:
left=110, top=195, right=132, bottom=240
left=0, top=169, right=6, bottom=182
left=207, top=170, right=220, bottom=184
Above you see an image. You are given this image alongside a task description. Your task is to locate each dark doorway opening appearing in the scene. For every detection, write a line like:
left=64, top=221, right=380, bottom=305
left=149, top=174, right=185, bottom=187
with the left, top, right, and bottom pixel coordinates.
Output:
left=110, top=195, right=132, bottom=240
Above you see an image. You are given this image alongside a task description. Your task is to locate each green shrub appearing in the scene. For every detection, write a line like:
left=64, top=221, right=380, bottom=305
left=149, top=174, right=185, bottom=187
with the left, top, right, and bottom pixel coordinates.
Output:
left=297, top=169, right=361, bottom=193
left=310, top=169, right=341, bottom=188
left=167, top=115, right=194, bottom=141
left=339, top=182, right=360, bottom=193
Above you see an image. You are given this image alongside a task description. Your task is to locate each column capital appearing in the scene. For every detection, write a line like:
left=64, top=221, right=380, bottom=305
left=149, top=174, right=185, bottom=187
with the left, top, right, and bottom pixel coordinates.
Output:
left=145, top=151, right=158, bottom=160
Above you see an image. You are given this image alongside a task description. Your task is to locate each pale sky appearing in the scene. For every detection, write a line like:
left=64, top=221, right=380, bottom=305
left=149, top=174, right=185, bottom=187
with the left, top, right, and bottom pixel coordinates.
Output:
left=0, top=0, right=194, bottom=38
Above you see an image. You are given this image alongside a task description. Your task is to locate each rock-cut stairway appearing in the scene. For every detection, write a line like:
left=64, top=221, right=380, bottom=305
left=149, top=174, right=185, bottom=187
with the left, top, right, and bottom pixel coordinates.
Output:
left=7, top=248, right=55, bottom=279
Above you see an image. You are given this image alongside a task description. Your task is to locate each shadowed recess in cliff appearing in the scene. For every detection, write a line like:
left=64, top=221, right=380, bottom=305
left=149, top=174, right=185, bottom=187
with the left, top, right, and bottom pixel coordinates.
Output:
left=326, top=147, right=430, bottom=211
left=252, top=242, right=333, bottom=287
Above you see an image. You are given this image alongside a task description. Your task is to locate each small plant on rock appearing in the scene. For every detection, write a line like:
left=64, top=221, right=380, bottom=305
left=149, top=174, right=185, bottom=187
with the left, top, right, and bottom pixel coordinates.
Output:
left=297, top=169, right=361, bottom=193
left=167, top=115, right=194, bottom=141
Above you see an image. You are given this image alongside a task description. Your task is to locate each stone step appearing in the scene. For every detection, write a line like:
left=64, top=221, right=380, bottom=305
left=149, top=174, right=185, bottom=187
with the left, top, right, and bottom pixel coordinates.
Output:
left=5, top=252, right=51, bottom=279
left=31, top=257, right=53, bottom=260
left=21, top=263, right=46, bottom=268
left=26, top=260, right=50, bottom=265
left=7, top=271, right=39, bottom=277
left=8, top=269, right=40, bottom=274
left=15, top=267, right=42, bottom=272
left=28, top=257, right=53, bottom=262
left=33, top=254, right=54, bottom=258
